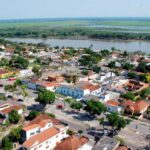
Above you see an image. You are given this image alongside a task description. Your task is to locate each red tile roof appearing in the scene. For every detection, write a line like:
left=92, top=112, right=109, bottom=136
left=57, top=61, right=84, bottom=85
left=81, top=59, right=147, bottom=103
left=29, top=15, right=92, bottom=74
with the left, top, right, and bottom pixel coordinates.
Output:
left=23, top=126, right=61, bottom=149
left=130, top=100, right=149, bottom=112
left=106, top=100, right=120, bottom=106
left=0, top=105, right=22, bottom=114
left=39, top=82, right=60, bottom=88
left=23, top=114, right=60, bottom=130
left=116, top=146, right=129, bottom=150
left=54, top=135, right=89, bottom=150
left=123, top=100, right=149, bottom=113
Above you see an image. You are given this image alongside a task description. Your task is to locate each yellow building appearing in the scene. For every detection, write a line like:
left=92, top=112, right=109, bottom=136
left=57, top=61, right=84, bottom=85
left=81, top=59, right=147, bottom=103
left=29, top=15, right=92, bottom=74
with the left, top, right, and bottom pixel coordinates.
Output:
left=0, top=69, right=16, bottom=79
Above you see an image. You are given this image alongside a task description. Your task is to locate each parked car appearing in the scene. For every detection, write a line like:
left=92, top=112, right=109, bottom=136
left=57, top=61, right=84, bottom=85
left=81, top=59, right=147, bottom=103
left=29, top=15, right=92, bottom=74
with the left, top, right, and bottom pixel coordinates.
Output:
left=7, top=77, right=16, bottom=81
left=7, top=95, right=13, bottom=99
left=17, top=99, right=24, bottom=102
left=0, top=84, right=3, bottom=87
left=56, top=105, right=64, bottom=109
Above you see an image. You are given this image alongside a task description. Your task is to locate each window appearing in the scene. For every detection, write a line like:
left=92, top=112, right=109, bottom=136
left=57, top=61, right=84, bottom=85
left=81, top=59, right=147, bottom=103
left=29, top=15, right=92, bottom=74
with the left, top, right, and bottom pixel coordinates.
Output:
left=30, top=132, right=35, bottom=136
left=39, top=145, right=42, bottom=148
left=46, top=146, right=49, bottom=149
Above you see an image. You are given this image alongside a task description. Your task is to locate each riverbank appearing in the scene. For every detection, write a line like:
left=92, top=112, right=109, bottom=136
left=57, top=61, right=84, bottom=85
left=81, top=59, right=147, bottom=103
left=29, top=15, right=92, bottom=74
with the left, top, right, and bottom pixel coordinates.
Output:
left=6, top=37, right=150, bottom=53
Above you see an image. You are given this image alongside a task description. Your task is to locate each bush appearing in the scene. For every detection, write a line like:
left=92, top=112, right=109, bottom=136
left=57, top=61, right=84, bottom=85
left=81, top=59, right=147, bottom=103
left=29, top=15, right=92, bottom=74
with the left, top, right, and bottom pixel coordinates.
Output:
left=2, top=137, right=13, bottom=150
left=66, top=129, right=75, bottom=136
left=47, top=113, right=55, bottom=118
left=27, top=110, right=40, bottom=120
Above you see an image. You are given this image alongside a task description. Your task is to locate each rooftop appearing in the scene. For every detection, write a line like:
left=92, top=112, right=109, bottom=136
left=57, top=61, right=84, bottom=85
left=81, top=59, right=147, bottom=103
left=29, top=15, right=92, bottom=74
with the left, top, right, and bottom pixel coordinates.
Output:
left=23, top=126, right=62, bottom=149
left=54, top=135, right=89, bottom=150
left=93, top=136, right=119, bottom=150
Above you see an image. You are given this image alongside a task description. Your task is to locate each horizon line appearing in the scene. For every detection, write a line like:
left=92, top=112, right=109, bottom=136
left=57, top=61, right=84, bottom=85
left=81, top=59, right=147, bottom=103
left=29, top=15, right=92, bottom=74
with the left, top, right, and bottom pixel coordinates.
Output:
left=1, top=16, right=150, bottom=22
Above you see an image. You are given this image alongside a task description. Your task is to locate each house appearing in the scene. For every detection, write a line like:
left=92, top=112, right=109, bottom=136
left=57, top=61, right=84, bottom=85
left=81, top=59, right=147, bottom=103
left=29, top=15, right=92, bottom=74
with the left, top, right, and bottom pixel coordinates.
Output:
left=99, top=91, right=120, bottom=103
left=0, top=69, right=16, bottom=79
left=21, top=114, right=69, bottom=150
left=18, top=69, right=33, bottom=78
left=37, top=82, right=60, bottom=92
left=0, top=100, right=23, bottom=124
left=105, top=100, right=123, bottom=113
left=98, top=72, right=115, bottom=82
left=123, top=100, right=149, bottom=115
left=22, top=79, right=40, bottom=90
left=56, top=81, right=101, bottom=99
left=54, top=135, right=93, bottom=150
left=47, top=74, right=64, bottom=83
left=79, top=71, right=98, bottom=82
left=93, top=136, right=119, bottom=150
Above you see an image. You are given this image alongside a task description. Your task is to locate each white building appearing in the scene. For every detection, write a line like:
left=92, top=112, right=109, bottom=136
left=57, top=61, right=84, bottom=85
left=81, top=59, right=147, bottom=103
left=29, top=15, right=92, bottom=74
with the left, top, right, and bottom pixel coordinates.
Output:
left=22, top=114, right=68, bottom=150
left=99, top=91, right=120, bottom=103
left=98, top=72, right=115, bottom=82
left=18, top=69, right=33, bottom=78
left=105, top=100, right=123, bottom=113
left=56, top=82, right=101, bottom=99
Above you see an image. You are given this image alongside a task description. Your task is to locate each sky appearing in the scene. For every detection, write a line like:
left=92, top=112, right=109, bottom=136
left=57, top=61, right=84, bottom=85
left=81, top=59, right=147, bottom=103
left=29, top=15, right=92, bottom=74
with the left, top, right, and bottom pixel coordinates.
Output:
left=0, top=0, right=150, bottom=19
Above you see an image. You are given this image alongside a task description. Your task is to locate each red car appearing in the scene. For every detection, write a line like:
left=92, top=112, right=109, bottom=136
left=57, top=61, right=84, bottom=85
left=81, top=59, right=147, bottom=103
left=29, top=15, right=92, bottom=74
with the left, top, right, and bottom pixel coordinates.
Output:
left=7, top=77, right=16, bottom=81
left=56, top=105, right=64, bottom=109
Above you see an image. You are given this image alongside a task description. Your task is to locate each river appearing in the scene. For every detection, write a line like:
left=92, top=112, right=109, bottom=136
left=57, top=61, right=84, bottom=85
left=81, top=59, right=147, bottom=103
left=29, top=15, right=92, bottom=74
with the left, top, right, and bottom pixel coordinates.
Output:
left=6, top=38, right=150, bottom=53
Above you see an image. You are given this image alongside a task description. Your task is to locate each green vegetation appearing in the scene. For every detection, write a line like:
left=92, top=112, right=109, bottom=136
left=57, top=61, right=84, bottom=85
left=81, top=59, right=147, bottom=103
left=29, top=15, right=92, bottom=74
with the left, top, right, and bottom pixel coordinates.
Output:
left=66, top=129, right=75, bottom=136
left=139, top=87, right=150, bottom=99
left=2, top=137, right=13, bottom=150
left=84, top=100, right=106, bottom=115
left=70, top=101, right=83, bottom=111
left=9, top=126, right=22, bottom=143
left=9, top=56, right=29, bottom=69
left=36, top=89, right=55, bottom=108
left=107, top=112, right=129, bottom=131
left=8, top=110, right=21, bottom=124
left=27, top=110, right=40, bottom=120
left=121, top=92, right=136, bottom=101
left=47, top=113, right=55, bottom=118
left=1, top=19, right=150, bottom=40
left=79, top=48, right=102, bottom=67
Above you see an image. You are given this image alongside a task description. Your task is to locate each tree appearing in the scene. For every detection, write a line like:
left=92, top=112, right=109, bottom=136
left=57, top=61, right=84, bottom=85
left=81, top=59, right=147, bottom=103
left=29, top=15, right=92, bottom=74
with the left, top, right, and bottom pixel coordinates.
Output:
left=128, top=72, right=137, bottom=79
left=107, top=112, right=127, bottom=131
left=139, top=74, right=150, bottom=83
left=27, top=110, right=40, bottom=120
left=32, top=65, right=42, bottom=77
left=122, top=62, right=134, bottom=70
left=67, top=129, right=75, bottom=136
left=121, top=92, right=136, bottom=101
left=70, top=101, right=83, bottom=111
left=8, top=110, right=21, bottom=124
left=36, top=89, right=55, bottom=108
left=78, top=130, right=83, bottom=135
left=9, top=126, right=22, bottom=142
left=9, top=56, right=29, bottom=69
left=140, top=87, right=150, bottom=99
left=2, top=137, right=13, bottom=150
left=108, top=61, right=116, bottom=68
left=93, top=66, right=101, bottom=73
left=137, top=62, right=149, bottom=73
left=4, top=85, right=12, bottom=95
left=84, top=100, right=106, bottom=115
